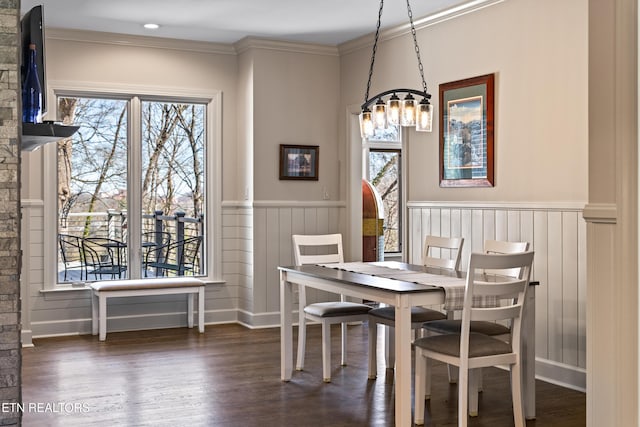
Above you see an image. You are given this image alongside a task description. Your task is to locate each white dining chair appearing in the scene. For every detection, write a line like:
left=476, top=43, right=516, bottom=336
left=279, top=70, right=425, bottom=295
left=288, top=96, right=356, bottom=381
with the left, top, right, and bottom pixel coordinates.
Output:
left=413, top=251, right=535, bottom=427
left=292, top=233, right=372, bottom=383
left=367, top=235, right=463, bottom=378
left=422, top=239, right=530, bottom=388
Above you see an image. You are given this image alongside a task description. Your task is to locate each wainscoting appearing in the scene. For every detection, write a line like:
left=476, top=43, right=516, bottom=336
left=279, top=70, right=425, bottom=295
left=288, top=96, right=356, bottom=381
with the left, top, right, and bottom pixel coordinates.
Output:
left=242, top=201, right=346, bottom=327
left=22, top=199, right=586, bottom=391
left=408, top=201, right=587, bottom=390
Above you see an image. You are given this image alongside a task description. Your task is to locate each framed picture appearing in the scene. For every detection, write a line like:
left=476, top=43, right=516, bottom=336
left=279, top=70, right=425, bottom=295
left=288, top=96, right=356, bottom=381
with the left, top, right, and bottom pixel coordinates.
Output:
left=439, top=73, right=494, bottom=188
left=279, top=144, right=319, bottom=180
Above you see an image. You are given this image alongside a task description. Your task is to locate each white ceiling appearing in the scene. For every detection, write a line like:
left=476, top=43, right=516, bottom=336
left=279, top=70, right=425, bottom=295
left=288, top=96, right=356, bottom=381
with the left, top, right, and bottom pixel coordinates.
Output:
left=21, top=0, right=478, bottom=46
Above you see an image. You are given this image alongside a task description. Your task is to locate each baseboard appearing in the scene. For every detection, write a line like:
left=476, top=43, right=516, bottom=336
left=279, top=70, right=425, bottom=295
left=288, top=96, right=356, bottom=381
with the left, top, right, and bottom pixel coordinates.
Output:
left=237, top=309, right=293, bottom=329
left=535, top=357, right=586, bottom=392
left=21, top=330, right=34, bottom=348
left=30, top=309, right=239, bottom=339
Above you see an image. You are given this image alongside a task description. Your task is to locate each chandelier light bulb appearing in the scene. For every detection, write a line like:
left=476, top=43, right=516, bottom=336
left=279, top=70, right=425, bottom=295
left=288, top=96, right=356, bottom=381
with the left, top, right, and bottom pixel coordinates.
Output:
left=387, top=93, right=401, bottom=126
left=373, top=98, right=387, bottom=130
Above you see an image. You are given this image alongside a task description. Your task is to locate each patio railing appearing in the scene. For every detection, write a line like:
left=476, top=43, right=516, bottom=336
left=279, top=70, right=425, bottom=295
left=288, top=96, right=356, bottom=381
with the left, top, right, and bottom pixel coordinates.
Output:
left=58, top=210, right=205, bottom=281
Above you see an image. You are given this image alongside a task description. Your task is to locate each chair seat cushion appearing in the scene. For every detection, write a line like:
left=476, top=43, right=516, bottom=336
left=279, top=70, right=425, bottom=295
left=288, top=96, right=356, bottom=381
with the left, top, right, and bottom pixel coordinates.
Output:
left=414, top=332, right=512, bottom=358
left=422, top=319, right=510, bottom=336
left=369, top=306, right=446, bottom=323
left=304, top=301, right=372, bottom=317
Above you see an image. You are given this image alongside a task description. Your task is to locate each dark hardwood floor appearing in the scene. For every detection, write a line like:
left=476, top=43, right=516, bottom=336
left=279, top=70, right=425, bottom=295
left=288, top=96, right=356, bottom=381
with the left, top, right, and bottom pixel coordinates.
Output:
left=22, top=323, right=585, bottom=426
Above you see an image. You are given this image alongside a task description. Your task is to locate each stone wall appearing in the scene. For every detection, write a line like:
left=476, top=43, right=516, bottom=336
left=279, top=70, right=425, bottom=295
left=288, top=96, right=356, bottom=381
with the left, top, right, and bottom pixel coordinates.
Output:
left=0, top=1, right=21, bottom=426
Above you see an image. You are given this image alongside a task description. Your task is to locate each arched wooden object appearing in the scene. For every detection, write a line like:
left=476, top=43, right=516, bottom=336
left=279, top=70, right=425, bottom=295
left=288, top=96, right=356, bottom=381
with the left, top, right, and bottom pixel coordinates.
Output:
left=362, top=179, right=384, bottom=262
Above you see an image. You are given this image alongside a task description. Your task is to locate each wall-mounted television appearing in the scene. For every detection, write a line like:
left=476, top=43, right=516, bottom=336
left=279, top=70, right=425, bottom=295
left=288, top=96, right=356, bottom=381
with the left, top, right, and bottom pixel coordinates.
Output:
left=21, top=5, right=47, bottom=118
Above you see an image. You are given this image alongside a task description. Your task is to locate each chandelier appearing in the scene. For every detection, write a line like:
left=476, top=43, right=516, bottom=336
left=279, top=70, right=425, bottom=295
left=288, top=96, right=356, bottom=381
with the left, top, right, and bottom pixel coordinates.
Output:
left=359, top=0, right=433, bottom=138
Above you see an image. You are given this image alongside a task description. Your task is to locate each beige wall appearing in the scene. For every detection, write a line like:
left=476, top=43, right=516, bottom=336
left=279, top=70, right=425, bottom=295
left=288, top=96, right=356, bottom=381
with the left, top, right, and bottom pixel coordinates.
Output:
left=250, top=45, right=341, bottom=202
left=339, top=0, right=588, bottom=203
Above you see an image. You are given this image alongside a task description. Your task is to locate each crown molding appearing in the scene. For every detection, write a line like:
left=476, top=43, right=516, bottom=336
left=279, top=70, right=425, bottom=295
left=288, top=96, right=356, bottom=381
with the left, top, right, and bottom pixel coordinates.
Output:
left=233, top=36, right=339, bottom=56
left=46, top=28, right=237, bottom=55
left=339, top=0, right=506, bottom=55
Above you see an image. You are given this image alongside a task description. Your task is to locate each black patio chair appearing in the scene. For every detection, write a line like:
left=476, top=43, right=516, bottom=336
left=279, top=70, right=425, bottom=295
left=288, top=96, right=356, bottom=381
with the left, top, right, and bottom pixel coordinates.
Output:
left=83, top=237, right=128, bottom=280
left=58, top=234, right=86, bottom=281
left=145, top=236, right=202, bottom=277
left=142, top=231, right=171, bottom=277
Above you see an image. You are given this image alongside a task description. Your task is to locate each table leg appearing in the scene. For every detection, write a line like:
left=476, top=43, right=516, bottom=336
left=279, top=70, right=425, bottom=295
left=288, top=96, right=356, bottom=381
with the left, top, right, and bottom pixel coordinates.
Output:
left=280, top=271, right=293, bottom=381
left=523, top=285, right=536, bottom=419
left=395, top=295, right=412, bottom=426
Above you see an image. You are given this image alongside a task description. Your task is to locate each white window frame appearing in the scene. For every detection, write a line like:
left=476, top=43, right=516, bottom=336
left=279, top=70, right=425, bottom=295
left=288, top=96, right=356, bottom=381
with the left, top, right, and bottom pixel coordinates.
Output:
left=362, top=134, right=407, bottom=260
left=42, top=81, right=223, bottom=289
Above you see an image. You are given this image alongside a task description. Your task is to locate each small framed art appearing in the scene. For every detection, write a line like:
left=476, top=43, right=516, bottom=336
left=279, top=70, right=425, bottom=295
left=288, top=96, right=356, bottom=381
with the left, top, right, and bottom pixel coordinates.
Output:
left=279, top=144, right=319, bottom=180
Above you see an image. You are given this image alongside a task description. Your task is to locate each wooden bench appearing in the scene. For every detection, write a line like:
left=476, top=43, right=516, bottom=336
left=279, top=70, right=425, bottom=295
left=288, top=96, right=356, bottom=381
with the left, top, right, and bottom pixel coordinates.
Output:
left=89, top=277, right=205, bottom=341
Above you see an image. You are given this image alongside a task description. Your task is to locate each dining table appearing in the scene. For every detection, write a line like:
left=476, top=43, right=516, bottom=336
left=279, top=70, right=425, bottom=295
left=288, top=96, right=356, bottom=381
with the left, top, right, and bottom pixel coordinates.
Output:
left=279, top=261, right=536, bottom=427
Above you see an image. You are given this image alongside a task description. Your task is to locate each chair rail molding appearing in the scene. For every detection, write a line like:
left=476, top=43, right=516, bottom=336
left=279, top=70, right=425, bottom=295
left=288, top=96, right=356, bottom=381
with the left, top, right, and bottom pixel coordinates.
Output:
left=582, top=203, right=617, bottom=224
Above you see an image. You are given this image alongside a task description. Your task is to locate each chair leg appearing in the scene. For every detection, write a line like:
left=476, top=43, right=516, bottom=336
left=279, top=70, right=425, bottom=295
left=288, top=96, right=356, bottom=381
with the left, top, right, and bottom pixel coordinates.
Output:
left=322, top=321, right=331, bottom=382
left=296, top=313, right=307, bottom=371
left=414, top=349, right=427, bottom=425
left=448, top=365, right=459, bottom=384
left=340, top=322, right=347, bottom=366
left=511, top=362, right=525, bottom=427
left=468, top=368, right=479, bottom=417
left=458, top=366, right=469, bottom=427
left=386, top=325, right=395, bottom=369
left=424, top=357, right=432, bottom=400
left=368, top=319, right=377, bottom=379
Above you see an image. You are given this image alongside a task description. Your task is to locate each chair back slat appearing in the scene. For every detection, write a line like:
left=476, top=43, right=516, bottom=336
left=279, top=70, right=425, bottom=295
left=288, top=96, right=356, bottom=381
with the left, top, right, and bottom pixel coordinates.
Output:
left=461, top=252, right=534, bottom=348
left=423, top=235, right=464, bottom=271
left=292, top=234, right=344, bottom=266
left=483, top=240, right=530, bottom=277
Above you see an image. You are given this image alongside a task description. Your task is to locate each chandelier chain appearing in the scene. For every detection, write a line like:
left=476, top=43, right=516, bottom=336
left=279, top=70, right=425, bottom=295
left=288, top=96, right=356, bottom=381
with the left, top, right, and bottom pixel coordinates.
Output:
left=364, top=0, right=385, bottom=105
left=406, top=0, right=428, bottom=94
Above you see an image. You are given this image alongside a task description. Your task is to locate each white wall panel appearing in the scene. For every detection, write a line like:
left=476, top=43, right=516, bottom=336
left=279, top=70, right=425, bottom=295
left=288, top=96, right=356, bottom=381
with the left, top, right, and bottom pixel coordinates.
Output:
left=251, top=202, right=346, bottom=316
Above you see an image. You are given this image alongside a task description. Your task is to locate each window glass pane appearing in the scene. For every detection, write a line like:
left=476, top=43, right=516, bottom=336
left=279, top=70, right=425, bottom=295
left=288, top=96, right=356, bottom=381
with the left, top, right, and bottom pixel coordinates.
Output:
left=369, top=149, right=401, bottom=253
left=57, top=97, right=128, bottom=283
left=141, top=101, right=206, bottom=277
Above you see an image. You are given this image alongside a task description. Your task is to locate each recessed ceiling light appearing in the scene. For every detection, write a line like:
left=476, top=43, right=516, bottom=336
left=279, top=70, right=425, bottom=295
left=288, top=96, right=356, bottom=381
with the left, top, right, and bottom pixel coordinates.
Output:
left=144, top=23, right=159, bottom=30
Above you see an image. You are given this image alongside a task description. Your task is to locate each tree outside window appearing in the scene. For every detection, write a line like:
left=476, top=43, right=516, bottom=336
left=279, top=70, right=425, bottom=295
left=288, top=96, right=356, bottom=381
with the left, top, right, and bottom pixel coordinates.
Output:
left=368, top=148, right=401, bottom=253
left=57, top=96, right=206, bottom=282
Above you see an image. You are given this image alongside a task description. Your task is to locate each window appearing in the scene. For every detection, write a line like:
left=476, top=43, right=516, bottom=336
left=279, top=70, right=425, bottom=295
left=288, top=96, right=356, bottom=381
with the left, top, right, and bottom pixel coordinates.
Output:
left=368, top=148, right=402, bottom=253
left=364, top=125, right=404, bottom=255
left=53, top=90, right=218, bottom=284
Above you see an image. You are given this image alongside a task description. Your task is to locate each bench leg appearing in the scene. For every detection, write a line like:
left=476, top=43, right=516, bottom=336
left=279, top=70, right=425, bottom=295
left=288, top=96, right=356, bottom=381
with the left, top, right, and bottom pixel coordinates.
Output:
left=99, top=294, right=107, bottom=341
left=187, top=293, right=194, bottom=328
left=198, top=287, right=205, bottom=333
left=91, top=291, right=98, bottom=336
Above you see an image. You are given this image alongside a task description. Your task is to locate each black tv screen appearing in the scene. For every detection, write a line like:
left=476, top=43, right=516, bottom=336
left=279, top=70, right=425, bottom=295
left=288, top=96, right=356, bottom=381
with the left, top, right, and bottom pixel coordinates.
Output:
left=21, top=5, right=47, bottom=117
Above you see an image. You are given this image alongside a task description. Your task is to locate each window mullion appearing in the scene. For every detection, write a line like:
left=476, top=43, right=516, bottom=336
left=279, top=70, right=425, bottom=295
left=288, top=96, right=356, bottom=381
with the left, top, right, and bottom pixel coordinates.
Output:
left=127, top=97, right=142, bottom=279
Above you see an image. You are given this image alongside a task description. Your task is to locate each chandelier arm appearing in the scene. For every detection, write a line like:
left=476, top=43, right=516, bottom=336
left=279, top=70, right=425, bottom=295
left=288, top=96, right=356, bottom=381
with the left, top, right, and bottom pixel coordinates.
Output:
left=361, top=88, right=430, bottom=111
left=363, top=0, right=385, bottom=106
left=406, top=0, right=429, bottom=94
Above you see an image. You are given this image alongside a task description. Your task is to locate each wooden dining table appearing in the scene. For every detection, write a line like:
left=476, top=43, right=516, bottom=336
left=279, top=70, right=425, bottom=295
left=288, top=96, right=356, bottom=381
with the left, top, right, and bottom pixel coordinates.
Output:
left=278, top=261, right=536, bottom=427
